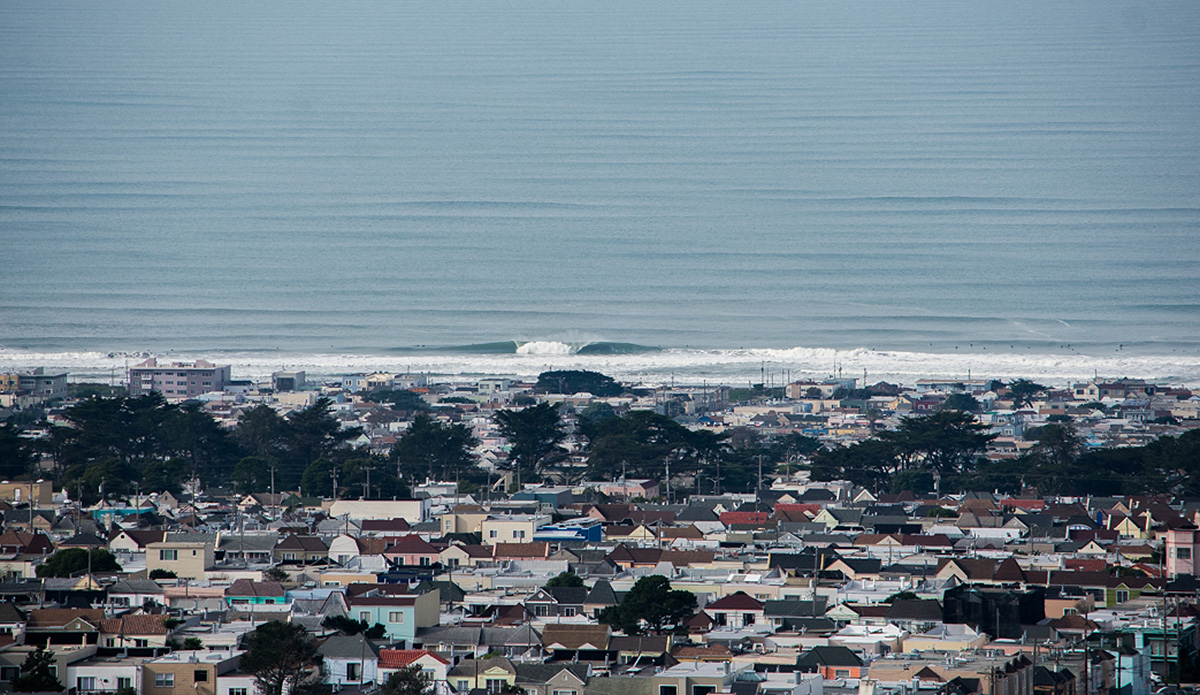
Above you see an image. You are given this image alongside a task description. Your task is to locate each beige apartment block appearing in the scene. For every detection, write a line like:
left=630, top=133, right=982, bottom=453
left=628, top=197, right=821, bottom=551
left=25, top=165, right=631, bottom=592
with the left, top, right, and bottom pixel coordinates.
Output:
left=480, top=514, right=551, bottom=545
left=146, top=542, right=214, bottom=580
left=0, top=481, right=52, bottom=506
left=143, top=651, right=240, bottom=695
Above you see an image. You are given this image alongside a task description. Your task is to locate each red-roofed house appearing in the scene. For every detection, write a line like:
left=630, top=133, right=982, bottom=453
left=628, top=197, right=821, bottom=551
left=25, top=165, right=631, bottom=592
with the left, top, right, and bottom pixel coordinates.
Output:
left=378, top=649, right=449, bottom=683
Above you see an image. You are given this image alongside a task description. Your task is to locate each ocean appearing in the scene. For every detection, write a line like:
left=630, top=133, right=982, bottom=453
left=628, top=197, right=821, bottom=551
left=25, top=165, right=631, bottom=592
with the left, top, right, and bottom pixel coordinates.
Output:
left=1, top=0, right=1198, bottom=385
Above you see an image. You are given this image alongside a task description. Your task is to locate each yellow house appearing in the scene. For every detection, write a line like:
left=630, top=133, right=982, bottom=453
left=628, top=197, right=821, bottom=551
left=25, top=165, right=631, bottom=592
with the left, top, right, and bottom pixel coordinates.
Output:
left=146, top=541, right=213, bottom=580
left=0, top=481, right=52, bottom=506
left=447, top=655, right=516, bottom=692
left=480, top=514, right=551, bottom=545
left=439, top=507, right=489, bottom=535
left=1111, top=515, right=1149, bottom=539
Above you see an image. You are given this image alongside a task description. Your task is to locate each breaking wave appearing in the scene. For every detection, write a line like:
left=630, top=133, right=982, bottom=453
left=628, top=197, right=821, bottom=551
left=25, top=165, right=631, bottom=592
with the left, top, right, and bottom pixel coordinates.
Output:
left=1, top=344, right=1198, bottom=387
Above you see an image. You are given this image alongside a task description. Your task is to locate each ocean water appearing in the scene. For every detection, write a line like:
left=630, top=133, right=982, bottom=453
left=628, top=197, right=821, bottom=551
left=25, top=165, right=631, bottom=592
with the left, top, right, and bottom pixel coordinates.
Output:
left=1, top=0, right=1199, bottom=384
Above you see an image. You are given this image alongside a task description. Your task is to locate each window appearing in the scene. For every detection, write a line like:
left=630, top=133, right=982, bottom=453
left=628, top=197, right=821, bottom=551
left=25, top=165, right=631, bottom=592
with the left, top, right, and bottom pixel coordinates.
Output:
left=156, top=673, right=175, bottom=687
left=743, top=612, right=755, bottom=625
left=118, top=678, right=132, bottom=690
left=229, top=689, right=247, bottom=695
left=160, top=549, right=178, bottom=561
left=457, top=680, right=470, bottom=692
left=534, top=605, right=550, bottom=617
left=359, top=611, right=371, bottom=622
left=1116, top=590, right=1130, bottom=603
left=692, top=686, right=716, bottom=695
left=1177, top=547, right=1192, bottom=560
left=448, top=558, right=460, bottom=568
left=486, top=679, right=507, bottom=694
left=714, top=612, right=727, bottom=626
left=419, top=556, right=431, bottom=566
left=389, top=611, right=406, bottom=623
left=135, top=639, right=148, bottom=648
left=513, top=530, right=525, bottom=539
left=194, top=670, right=208, bottom=682
left=489, top=530, right=498, bottom=538
left=552, top=690, right=576, bottom=695
left=283, top=553, right=297, bottom=561
left=562, top=607, right=576, bottom=617
left=660, top=687, right=678, bottom=695
left=834, top=669, right=851, bottom=679
left=77, top=677, right=96, bottom=691
left=347, top=663, right=361, bottom=681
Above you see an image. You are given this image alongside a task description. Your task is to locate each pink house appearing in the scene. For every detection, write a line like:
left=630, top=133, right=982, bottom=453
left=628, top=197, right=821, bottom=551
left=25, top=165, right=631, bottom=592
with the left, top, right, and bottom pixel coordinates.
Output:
left=383, top=535, right=441, bottom=567
left=1165, top=528, right=1200, bottom=578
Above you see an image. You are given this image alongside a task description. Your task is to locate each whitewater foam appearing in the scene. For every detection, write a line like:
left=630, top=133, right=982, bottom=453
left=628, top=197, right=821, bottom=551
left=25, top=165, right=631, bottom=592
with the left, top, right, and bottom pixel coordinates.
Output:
left=2, top=345, right=1197, bottom=387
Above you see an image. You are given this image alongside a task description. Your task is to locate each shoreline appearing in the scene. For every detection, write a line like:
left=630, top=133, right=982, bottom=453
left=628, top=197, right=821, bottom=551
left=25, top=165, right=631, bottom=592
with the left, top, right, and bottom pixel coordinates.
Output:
left=3, top=343, right=1199, bottom=388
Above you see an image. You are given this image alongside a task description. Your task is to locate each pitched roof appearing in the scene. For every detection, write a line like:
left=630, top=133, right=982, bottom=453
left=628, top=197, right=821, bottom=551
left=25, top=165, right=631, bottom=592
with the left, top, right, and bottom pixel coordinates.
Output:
left=798, top=645, right=862, bottom=668
left=706, top=591, right=764, bottom=611
left=584, top=580, right=618, bottom=606
left=540, top=623, right=609, bottom=650
left=361, top=519, right=412, bottom=533
left=276, top=534, right=329, bottom=552
left=493, top=542, right=548, bottom=559
left=226, top=579, right=286, bottom=597
left=98, top=615, right=171, bottom=636
left=385, top=534, right=439, bottom=555
left=319, top=634, right=381, bottom=659
left=885, top=599, right=943, bottom=622
left=26, top=608, right=104, bottom=629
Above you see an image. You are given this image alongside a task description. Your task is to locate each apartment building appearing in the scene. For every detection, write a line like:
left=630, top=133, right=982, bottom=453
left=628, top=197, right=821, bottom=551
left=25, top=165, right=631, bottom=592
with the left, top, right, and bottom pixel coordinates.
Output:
left=128, top=359, right=231, bottom=399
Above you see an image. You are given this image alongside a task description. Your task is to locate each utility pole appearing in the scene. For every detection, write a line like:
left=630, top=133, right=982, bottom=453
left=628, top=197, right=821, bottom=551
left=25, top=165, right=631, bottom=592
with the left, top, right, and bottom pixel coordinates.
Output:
left=664, top=455, right=671, bottom=505
left=269, top=464, right=277, bottom=522
left=363, top=463, right=375, bottom=500
left=756, top=454, right=763, bottom=513
left=331, top=467, right=339, bottom=500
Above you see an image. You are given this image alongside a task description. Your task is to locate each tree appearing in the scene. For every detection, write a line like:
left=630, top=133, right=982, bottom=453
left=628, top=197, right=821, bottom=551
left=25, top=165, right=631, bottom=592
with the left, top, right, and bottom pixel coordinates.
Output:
left=12, top=646, right=63, bottom=692
left=0, top=421, right=35, bottom=480
left=536, top=370, right=623, bottom=397
left=1025, top=423, right=1084, bottom=468
left=236, top=405, right=288, bottom=461
left=149, top=568, right=177, bottom=579
left=597, top=574, right=695, bottom=635
left=391, top=414, right=478, bottom=482
left=240, top=621, right=318, bottom=695
left=263, top=567, right=289, bottom=582
left=233, top=456, right=273, bottom=494
left=283, top=398, right=362, bottom=480
left=362, top=389, right=428, bottom=411
left=493, top=403, right=567, bottom=483
left=1007, top=379, right=1047, bottom=409
left=183, top=637, right=204, bottom=650
left=879, top=410, right=995, bottom=495
left=941, top=393, right=981, bottom=413
left=544, top=571, right=584, bottom=588
left=585, top=411, right=714, bottom=481
left=380, top=665, right=435, bottom=695
left=808, top=439, right=896, bottom=493
left=36, top=548, right=122, bottom=577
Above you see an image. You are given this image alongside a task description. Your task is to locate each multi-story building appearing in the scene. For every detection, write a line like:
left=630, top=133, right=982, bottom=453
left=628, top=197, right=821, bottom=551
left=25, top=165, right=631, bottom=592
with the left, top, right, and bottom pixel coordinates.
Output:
left=128, top=359, right=230, bottom=399
left=347, top=591, right=439, bottom=645
left=142, top=650, right=241, bottom=695
left=146, top=540, right=214, bottom=580
left=0, top=368, right=68, bottom=404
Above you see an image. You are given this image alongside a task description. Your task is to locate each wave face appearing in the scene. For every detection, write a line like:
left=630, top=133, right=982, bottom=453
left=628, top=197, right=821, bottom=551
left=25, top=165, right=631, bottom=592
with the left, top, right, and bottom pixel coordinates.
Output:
left=2, top=345, right=1197, bottom=386
left=1, top=1, right=1199, bottom=365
